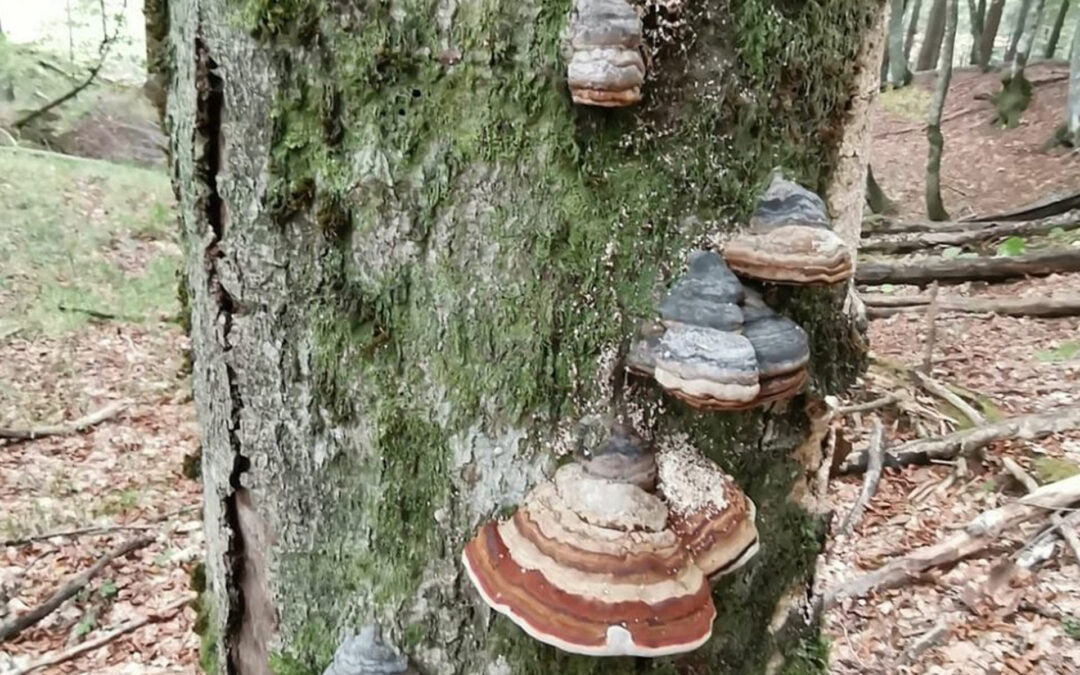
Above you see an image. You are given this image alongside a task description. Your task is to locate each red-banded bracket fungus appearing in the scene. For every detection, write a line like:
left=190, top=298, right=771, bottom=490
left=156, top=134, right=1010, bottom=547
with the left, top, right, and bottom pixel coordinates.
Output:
left=722, top=173, right=854, bottom=285
left=461, top=424, right=759, bottom=657
left=567, top=0, right=645, bottom=107
left=628, top=250, right=810, bottom=410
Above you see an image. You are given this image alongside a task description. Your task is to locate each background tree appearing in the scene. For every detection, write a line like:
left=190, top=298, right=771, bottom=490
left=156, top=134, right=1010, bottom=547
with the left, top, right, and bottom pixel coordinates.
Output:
left=889, top=0, right=913, bottom=85
left=159, top=0, right=885, bottom=673
left=907, top=0, right=926, bottom=61
left=997, top=0, right=1047, bottom=125
left=979, top=0, right=1009, bottom=68
left=968, top=0, right=988, bottom=64
left=1006, top=0, right=1036, bottom=62
left=918, top=0, right=950, bottom=69
left=1062, top=12, right=1080, bottom=144
left=927, top=0, right=960, bottom=220
left=1044, top=0, right=1072, bottom=58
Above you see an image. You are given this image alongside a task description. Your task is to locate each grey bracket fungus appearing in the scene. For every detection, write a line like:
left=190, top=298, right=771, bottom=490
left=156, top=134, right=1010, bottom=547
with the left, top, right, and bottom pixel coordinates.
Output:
left=577, top=421, right=658, bottom=491
left=658, top=250, right=745, bottom=331
left=323, top=625, right=414, bottom=675
left=653, top=325, right=761, bottom=409
left=567, top=0, right=645, bottom=107
left=741, top=314, right=809, bottom=379
left=723, top=172, right=854, bottom=285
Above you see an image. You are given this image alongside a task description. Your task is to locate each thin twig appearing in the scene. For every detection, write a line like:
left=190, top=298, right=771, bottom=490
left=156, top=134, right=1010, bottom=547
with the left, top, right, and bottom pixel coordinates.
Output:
left=920, top=282, right=940, bottom=374
left=835, top=394, right=900, bottom=416
left=1, top=505, right=198, bottom=547
left=57, top=304, right=142, bottom=322
left=0, top=535, right=153, bottom=642
left=839, top=418, right=886, bottom=535
left=1002, top=457, right=1080, bottom=565
left=914, top=371, right=986, bottom=426
left=9, top=594, right=194, bottom=675
left=0, top=401, right=126, bottom=441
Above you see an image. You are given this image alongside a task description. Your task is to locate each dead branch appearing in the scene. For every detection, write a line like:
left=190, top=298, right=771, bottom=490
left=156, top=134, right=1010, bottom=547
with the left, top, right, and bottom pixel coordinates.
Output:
left=862, top=210, right=1080, bottom=235
left=1002, top=457, right=1080, bottom=565
left=860, top=214, right=1080, bottom=253
left=821, top=474, right=1080, bottom=610
left=840, top=408, right=1080, bottom=473
left=914, top=371, right=986, bottom=426
left=0, top=535, right=153, bottom=642
left=1, top=505, right=198, bottom=547
left=839, top=418, right=885, bottom=535
left=856, top=248, right=1080, bottom=286
left=835, top=394, right=900, bottom=416
left=9, top=594, right=193, bottom=675
left=863, top=293, right=1080, bottom=319
left=0, top=401, right=126, bottom=441
left=964, top=191, right=1080, bottom=223
left=920, top=282, right=940, bottom=374
left=900, top=617, right=951, bottom=664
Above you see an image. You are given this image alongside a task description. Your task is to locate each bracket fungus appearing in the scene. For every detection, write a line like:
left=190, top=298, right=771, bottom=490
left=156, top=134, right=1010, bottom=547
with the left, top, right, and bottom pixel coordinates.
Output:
left=461, top=424, right=759, bottom=657
left=722, top=173, right=854, bottom=285
left=567, top=0, right=645, bottom=107
left=627, top=250, right=810, bottom=410
left=323, top=626, right=414, bottom=675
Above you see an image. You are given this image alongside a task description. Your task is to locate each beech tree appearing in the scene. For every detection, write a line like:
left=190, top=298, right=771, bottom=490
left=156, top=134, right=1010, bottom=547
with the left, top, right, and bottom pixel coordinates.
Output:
left=968, top=0, right=987, bottom=64
left=997, top=0, right=1047, bottom=125
left=918, top=0, right=950, bottom=70
left=1044, top=0, right=1072, bottom=58
left=888, top=0, right=913, bottom=86
left=1064, top=12, right=1080, bottom=145
left=979, top=0, right=1008, bottom=69
left=927, top=0, right=959, bottom=220
left=1006, top=0, right=1036, bottom=63
left=154, top=0, right=887, bottom=673
left=907, top=0, right=926, bottom=61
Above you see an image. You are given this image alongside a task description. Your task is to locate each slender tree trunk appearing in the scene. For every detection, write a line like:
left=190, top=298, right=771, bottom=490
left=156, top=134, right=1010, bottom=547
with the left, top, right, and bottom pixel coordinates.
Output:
left=996, top=0, right=1046, bottom=125
left=1045, top=0, right=1072, bottom=58
left=980, top=0, right=1008, bottom=68
left=163, top=0, right=882, bottom=673
left=1016, top=0, right=1048, bottom=71
left=907, top=0, right=926, bottom=61
left=968, top=0, right=987, bottom=64
left=1068, top=13, right=1080, bottom=144
left=927, top=0, right=960, bottom=221
left=890, top=0, right=912, bottom=85
left=1006, top=0, right=1036, bottom=63
left=918, top=0, right=950, bottom=70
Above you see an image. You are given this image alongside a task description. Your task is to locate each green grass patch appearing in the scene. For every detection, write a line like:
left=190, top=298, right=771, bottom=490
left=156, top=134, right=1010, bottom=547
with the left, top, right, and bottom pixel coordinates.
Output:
left=1035, top=340, right=1080, bottom=363
left=0, top=148, right=178, bottom=335
left=877, top=86, right=932, bottom=121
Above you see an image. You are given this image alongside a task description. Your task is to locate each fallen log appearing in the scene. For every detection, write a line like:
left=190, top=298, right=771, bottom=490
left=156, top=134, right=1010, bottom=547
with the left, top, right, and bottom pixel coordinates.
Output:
left=861, top=215, right=1080, bottom=253
left=0, top=401, right=126, bottom=441
left=861, top=210, right=1080, bottom=235
left=838, top=418, right=885, bottom=535
left=862, top=293, right=1080, bottom=319
left=964, top=191, right=1080, bottom=223
left=1002, top=457, right=1080, bottom=566
left=821, top=473, right=1080, bottom=610
left=856, top=249, right=1080, bottom=286
left=840, top=408, right=1080, bottom=474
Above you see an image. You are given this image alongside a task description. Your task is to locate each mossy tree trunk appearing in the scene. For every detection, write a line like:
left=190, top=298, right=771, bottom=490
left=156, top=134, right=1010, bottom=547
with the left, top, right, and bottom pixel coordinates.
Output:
left=163, top=0, right=882, bottom=673
left=926, top=0, right=958, bottom=221
left=979, top=0, right=1008, bottom=69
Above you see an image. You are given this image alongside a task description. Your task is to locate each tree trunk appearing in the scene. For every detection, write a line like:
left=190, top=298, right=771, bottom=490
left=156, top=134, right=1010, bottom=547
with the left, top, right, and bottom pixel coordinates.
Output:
left=1006, top=0, right=1036, bottom=63
left=927, top=0, right=959, bottom=221
left=918, top=0, right=950, bottom=70
left=866, top=164, right=899, bottom=214
left=164, top=0, right=881, bottom=673
left=889, top=0, right=913, bottom=85
left=997, top=0, right=1046, bottom=125
left=907, top=0, right=926, bottom=62
left=1069, top=12, right=1080, bottom=144
left=979, top=0, right=1008, bottom=68
left=1044, top=0, right=1072, bottom=58
left=968, top=0, right=987, bottom=64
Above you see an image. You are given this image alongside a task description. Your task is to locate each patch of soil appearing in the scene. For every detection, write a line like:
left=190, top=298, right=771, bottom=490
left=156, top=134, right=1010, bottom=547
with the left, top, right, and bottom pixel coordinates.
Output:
left=56, top=113, right=167, bottom=170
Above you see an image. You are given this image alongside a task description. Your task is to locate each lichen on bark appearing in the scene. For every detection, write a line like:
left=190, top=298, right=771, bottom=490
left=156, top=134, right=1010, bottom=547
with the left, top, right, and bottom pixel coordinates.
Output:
left=166, top=0, right=883, bottom=673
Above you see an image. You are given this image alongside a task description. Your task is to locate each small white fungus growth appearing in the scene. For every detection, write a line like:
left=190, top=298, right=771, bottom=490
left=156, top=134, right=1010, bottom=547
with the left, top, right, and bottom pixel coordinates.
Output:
left=656, top=439, right=730, bottom=516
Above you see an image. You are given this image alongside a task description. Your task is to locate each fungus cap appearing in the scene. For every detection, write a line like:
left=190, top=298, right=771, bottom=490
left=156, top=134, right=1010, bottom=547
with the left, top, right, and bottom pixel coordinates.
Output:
left=567, top=0, right=644, bottom=107
left=653, top=326, right=760, bottom=406
left=723, top=225, right=853, bottom=285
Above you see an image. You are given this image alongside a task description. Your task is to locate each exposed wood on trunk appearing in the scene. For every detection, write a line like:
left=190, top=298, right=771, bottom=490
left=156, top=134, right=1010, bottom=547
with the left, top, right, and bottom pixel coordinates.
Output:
left=1002, top=457, right=1080, bottom=566
left=863, top=293, right=1080, bottom=318
left=0, top=535, right=154, bottom=642
left=860, top=214, right=1080, bottom=253
left=821, top=474, right=1080, bottom=609
left=840, top=409, right=1080, bottom=473
left=0, top=401, right=126, bottom=441
left=838, top=419, right=886, bottom=535
left=855, top=248, right=1080, bottom=286
left=925, top=0, right=958, bottom=221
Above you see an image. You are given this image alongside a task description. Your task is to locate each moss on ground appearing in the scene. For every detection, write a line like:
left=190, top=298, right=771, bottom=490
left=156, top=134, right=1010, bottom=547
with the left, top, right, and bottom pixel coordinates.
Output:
left=233, top=0, right=880, bottom=671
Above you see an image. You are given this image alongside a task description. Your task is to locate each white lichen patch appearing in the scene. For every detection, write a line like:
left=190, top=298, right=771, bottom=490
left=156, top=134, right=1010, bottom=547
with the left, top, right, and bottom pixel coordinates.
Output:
left=655, top=439, right=731, bottom=516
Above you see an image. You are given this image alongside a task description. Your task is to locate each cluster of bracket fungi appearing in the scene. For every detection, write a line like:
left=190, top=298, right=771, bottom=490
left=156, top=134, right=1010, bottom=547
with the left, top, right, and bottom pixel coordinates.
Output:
left=460, top=174, right=852, bottom=657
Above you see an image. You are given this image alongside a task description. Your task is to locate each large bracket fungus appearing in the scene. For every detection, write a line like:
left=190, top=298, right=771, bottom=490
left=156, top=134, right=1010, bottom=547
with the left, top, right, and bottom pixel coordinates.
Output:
left=461, top=424, right=759, bottom=657
left=628, top=250, right=810, bottom=411
left=322, top=626, right=415, bottom=675
left=566, top=0, right=645, bottom=107
left=722, top=173, right=854, bottom=285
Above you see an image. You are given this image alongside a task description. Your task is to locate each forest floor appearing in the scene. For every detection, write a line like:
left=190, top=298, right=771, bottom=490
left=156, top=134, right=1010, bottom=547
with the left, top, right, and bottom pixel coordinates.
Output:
left=1, top=41, right=1079, bottom=675
left=821, top=62, right=1080, bottom=674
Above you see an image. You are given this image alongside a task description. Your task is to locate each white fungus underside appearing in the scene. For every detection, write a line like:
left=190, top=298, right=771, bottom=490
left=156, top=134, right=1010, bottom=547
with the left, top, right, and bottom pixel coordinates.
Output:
left=656, top=446, right=733, bottom=516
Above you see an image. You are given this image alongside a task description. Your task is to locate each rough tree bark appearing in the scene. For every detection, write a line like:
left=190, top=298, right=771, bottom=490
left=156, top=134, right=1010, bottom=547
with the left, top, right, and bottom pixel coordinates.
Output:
left=927, top=0, right=959, bottom=221
left=907, top=0, right=926, bottom=61
left=889, top=0, right=913, bottom=85
left=161, top=0, right=882, bottom=673
left=979, top=0, right=1008, bottom=68
left=918, top=0, right=949, bottom=70
left=968, top=0, right=987, bottom=64
left=1044, top=0, right=1072, bottom=58
left=1006, top=0, right=1036, bottom=63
